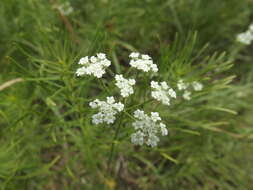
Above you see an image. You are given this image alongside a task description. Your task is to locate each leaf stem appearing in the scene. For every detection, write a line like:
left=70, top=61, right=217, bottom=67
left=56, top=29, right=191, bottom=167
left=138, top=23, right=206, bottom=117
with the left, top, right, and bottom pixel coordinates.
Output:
left=107, top=113, right=123, bottom=174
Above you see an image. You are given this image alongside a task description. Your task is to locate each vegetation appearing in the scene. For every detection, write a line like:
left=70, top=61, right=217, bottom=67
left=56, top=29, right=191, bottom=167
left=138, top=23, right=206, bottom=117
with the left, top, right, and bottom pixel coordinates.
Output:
left=0, top=0, right=253, bottom=189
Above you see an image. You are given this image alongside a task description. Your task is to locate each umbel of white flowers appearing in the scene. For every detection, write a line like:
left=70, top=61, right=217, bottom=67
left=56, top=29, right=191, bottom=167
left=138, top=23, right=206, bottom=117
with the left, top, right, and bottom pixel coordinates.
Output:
left=89, top=97, right=124, bottom=125
left=76, top=53, right=111, bottom=78
left=131, top=109, right=168, bottom=147
left=236, top=23, right=253, bottom=45
left=151, top=81, right=176, bottom=106
left=177, top=79, right=203, bottom=100
left=76, top=52, right=204, bottom=147
left=53, top=2, right=73, bottom=16
left=115, top=74, right=136, bottom=98
left=129, top=52, right=158, bottom=72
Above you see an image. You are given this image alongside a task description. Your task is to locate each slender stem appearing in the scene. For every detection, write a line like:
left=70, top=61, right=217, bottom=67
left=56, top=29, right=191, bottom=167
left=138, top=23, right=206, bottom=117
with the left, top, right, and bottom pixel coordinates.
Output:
left=107, top=99, right=127, bottom=174
left=123, top=111, right=135, bottom=120
left=107, top=113, right=123, bottom=173
left=125, top=99, right=154, bottom=111
left=49, top=0, right=80, bottom=44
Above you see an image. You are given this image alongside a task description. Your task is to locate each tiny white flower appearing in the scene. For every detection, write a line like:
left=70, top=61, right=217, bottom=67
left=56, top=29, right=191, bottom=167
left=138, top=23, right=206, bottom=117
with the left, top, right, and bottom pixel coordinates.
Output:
left=168, top=88, right=177, bottom=98
left=133, top=109, right=145, bottom=119
left=76, top=53, right=111, bottom=78
left=183, top=90, right=191, bottom=100
left=177, top=79, right=189, bottom=90
left=54, top=2, right=73, bottom=16
left=90, top=56, right=97, bottom=63
left=192, top=81, right=203, bottom=91
left=89, top=96, right=124, bottom=125
left=76, top=67, right=86, bottom=76
left=249, top=24, right=253, bottom=32
left=97, top=53, right=106, bottom=59
left=236, top=23, right=253, bottom=45
left=129, top=52, right=158, bottom=72
left=237, top=32, right=253, bottom=45
left=141, top=54, right=151, bottom=60
left=131, top=131, right=144, bottom=146
left=129, top=52, right=140, bottom=58
left=106, top=96, right=115, bottom=104
left=151, top=81, right=176, bottom=106
left=150, top=64, right=158, bottom=72
left=177, top=79, right=203, bottom=100
left=160, top=123, right=168, bottom=136
left=146, top=134, right=159, bottom=147
left=113, top=102, right=124, bottom=112
left=131, top=109, right=168, bottom=147
left=151, top=81, right=159, bottom=88
left=89, top=100, right=98, bottom=108
left=115, top=74, right=136, bottom=97
left=160, top=81, right=169, bottom=90
left=78, top=56, right=89, bottom=65
left=151, top=112, right=161, bottom=122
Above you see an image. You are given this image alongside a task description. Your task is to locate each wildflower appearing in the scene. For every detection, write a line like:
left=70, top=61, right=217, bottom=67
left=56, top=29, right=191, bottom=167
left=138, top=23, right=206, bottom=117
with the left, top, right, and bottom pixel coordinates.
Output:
left=236, top=23, right=253, bottom=45
left=177, top=79, right=203, bottom=100
left=76, top=53, right=111, bottom=78
left=129, top=52, right=158, bottom=72
left=192, top=81, right=203, bottom=91
left=129, top=52, right=140, bottom=58
left=236, top=32, right=253, bottom=45
left=89, top=96, right=124, bottom=125
left=115, top=74, right=136, bottom=97
left=78, top=56, right=89, bottom=65
left=183, top=90, right=191, bottom=100
left=151, top=81, right=176, bottom=106
left=54, top=2, right=73, bottom=16
left=249, top=24, right=253, bottom=31
left=131, top=109, right=168, bottom=147
left=177, top=79, right=189, bottom=90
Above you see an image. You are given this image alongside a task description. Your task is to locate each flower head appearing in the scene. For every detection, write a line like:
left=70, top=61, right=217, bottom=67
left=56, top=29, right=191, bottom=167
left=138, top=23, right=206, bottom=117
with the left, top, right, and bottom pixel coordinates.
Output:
left=76, top=53, right=111, bottom=78
left=177, top=79, right=203, bottom=100
left=115, top=74, right=136, bottom=97
left=129, top=52, right=158, bottom=72
left=151, top=81, right=176, bottom=106
left=192, top=81, right=203, bottom=91
left=131, top=109, right=168, bottom=147
left=236, top=23, right=253, bottom=45
left=53, top=2, right=73, bottom=16
left=183, top=90, right=191, bottom=100
left=177, top=79, right=189, bottom=90
left=89, top=96, right=124, bottom=125
left=237, top=31, right=253, bottom=45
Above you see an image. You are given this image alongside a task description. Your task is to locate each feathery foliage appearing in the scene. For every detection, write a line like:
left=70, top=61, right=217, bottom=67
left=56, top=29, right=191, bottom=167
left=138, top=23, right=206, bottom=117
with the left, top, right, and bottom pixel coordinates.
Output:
left=0, top=0, right=253, bottom=189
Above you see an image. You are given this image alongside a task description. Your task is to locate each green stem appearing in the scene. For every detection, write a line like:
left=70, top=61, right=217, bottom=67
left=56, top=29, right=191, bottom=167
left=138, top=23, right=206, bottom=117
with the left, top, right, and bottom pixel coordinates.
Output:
left=125, top=99, right=154, bottom=111
left=123, top=110, right=135, bottom=120
left=107, top=114, right=123, bottom=174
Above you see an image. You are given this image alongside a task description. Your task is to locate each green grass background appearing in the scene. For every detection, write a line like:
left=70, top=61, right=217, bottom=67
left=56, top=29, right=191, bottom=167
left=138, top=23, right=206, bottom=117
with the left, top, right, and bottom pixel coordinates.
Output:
left=0, top=0, right=253, bottom=189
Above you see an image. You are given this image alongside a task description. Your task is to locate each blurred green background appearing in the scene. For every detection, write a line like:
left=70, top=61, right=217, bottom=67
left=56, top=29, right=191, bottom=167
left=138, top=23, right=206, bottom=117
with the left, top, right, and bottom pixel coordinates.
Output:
left=0, top=0, right=253, bottom=189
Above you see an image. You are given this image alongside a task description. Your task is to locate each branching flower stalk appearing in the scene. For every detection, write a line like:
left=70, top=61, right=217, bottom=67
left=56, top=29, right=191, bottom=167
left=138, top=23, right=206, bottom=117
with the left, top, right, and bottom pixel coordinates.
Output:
left=107, top=109, right=124, bottom=173
left=76, top=52, right=204, bottom=172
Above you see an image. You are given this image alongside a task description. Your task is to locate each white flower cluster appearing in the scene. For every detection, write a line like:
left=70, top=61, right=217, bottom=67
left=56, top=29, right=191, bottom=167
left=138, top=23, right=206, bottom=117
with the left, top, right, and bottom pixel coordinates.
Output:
left=129, top=52, right=158, bottom=72
left=177, top=80, right=203, bottom=100
left=53, top=2, right=73, bottom=16
left=89, top=97, right=124, bottom=125
left=115, top=75, right=136, bottom=98
left=77, top=52, right=204, bottom=147
left=236, top=24, right=253, bottom=45
left=192, top=81, right=204, bottom=91
left=150, top=81, right=176, bottom=106
left=76, top=53, right=111, bottom=78
left=131, top=109, right=168, bottom=147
